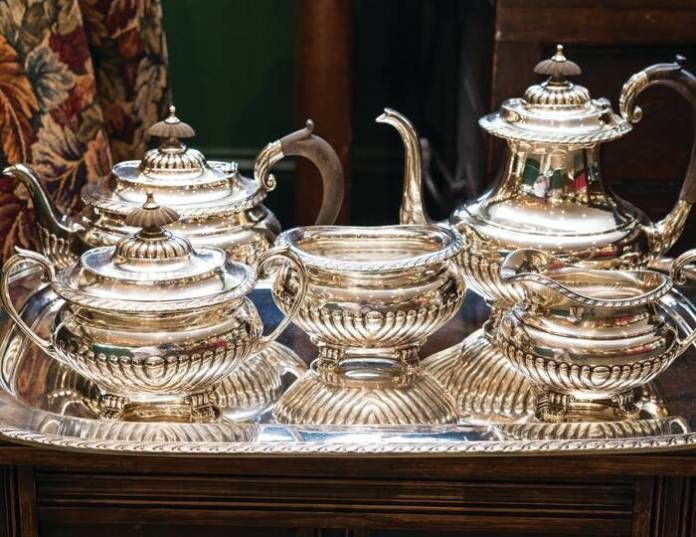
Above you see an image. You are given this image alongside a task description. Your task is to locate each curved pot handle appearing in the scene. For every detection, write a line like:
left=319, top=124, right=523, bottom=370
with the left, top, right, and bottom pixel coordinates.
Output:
left=499, top=248, right=605, bottom=307
left=253, top=120, right=344, bottom=225
left=1, top=248, right=57, bottom=355
left=620, top=56, right=696, bottom=255
left=670, top=249, right=696, bottom=353
left=670, top=248, right=696, bottom=285
left=255, top=245, right=308, bottom=351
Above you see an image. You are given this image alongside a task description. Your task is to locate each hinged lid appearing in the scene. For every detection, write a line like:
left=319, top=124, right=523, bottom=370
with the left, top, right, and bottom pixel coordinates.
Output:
left=52, top=194, right=255, bottom=313
left=479, top=45, right=632, bottom=145
left=80, top=106, right=268, bottom=218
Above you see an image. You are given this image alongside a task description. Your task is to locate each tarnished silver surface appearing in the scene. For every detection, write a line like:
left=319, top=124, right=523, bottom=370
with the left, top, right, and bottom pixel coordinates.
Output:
left=5, top=106, right=344, bottom=268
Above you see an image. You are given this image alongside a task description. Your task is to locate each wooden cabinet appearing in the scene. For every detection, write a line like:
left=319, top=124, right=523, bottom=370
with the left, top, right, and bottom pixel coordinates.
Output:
left=2, top=452, right=696, bottom=536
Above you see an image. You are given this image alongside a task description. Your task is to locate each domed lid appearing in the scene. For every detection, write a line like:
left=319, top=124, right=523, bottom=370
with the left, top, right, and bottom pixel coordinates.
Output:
left=52, top=193, right=255, bottom=313
left=479, top=45, right=632, bottom=145
left=80, top=105, right=268, bottom=218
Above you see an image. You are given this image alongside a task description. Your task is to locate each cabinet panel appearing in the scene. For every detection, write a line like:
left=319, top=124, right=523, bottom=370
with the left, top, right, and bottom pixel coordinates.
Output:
left=35, top=471, right=635, bottom=536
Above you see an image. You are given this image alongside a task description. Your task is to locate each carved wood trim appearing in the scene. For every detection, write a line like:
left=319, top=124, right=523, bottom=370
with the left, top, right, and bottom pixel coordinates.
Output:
left=17, top=468, right=37, bottom=537
left=0, top=467, right=19, bottom=537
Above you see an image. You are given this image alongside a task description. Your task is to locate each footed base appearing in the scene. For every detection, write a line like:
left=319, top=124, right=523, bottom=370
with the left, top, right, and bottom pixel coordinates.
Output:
left=100, top=389, right=220, bottom=424
left=273, top=355, right=457, bottom=425
left=535, top=388, right=647, bottom=423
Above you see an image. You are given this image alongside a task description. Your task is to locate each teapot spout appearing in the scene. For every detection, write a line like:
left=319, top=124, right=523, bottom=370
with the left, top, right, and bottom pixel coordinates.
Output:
left=376, top=108, right=431, bottom=225
left=4, top=163, right=79, bottom=254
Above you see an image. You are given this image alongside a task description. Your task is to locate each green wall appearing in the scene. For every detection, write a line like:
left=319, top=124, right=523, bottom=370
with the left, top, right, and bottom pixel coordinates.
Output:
left=162, top=0, right=296, bottom=223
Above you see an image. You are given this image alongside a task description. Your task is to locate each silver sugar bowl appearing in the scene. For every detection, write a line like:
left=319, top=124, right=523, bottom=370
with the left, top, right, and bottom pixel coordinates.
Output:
left=0, top=194, right=307, bottom=422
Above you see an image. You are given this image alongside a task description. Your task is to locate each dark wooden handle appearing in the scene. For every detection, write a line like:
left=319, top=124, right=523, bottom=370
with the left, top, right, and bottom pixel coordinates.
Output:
left=279, top=120, right=344, bottom=225
left=621, top=56, right=696, bottom=204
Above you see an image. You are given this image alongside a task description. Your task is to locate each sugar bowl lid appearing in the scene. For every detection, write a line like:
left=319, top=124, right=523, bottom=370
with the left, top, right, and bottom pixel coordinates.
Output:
left=479, top=45, right=632, bottom=145
left=52, top=193, right=255, bottom=313
left=81, top=106, right=266, bottom=216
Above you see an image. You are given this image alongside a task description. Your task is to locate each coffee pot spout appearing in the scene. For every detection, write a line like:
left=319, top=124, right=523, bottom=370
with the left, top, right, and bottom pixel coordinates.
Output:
left=376, top=108, right=431, bottom=225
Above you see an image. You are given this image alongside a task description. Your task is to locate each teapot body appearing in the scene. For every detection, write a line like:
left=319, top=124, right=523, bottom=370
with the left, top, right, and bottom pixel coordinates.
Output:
left=75, top=175, right=282, bottom=266
left=8, top=109, right=344, bottom=270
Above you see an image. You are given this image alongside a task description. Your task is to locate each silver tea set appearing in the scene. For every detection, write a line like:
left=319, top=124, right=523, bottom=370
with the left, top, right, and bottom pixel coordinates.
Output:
left=2, top=46, right=696, bottom=427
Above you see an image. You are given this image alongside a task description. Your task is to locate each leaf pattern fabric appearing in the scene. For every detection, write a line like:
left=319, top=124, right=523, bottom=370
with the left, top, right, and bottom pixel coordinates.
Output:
left=0, top=0, right=168, bottom=262
left=81, top=0, right=168, bottom=162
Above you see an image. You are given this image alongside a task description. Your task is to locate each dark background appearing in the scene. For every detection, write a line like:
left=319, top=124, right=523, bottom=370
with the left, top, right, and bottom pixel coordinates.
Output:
left=162, top=0, right=696, bottom=252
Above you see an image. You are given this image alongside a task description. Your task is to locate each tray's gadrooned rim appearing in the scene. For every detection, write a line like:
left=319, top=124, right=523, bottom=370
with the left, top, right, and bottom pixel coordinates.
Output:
left=1, top=420, right=696, bottom=457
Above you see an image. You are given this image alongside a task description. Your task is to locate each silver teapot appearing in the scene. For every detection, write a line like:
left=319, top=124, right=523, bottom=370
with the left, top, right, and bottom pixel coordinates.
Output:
left=6, top=106, right=344, bottom=268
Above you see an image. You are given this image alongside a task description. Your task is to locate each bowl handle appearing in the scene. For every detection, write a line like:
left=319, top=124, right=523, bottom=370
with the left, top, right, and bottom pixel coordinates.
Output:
left=670, top=248, right=696, bottom=285
left=667, top=249, right=696, bottom=354
left=1, top=248, right=57, bottom=355
left=255, top=246, right=308, bottom=351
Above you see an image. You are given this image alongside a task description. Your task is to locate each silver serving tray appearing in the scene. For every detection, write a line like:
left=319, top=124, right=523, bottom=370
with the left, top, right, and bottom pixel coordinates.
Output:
left=1, top=266, right=695, bottom=456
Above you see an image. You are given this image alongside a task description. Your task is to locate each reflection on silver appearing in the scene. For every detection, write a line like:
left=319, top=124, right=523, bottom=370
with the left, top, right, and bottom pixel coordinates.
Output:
left=423, top=328, right=535, bottom=423
left=498, top=417, right=687, bottom=442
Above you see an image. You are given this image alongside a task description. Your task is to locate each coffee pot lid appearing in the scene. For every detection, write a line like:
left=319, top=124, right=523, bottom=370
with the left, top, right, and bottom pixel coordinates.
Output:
left=479, top=45, right=632, bottom=145
left=52, top=193, right=255, bottom=313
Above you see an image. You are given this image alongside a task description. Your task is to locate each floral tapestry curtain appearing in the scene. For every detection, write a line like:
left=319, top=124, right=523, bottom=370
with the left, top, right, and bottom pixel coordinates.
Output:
left=0, top=0, right=168, bottom=261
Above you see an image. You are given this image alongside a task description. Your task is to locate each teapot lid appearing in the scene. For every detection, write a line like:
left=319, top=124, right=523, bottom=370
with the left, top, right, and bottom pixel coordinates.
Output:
left=479, top=45, right=632, bottom=145
left=52, top=193, right=255, bottom=313
left=81, top=106, right=268, bottom=218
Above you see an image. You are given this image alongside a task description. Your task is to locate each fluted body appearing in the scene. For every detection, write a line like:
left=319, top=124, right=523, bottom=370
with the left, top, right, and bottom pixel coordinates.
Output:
left=54, top=298, right=261, bottom=399
left=271, top=226, right=466, bottom=359
left=495, top=248, right=696, bottom=421
left=270, top=225, right=466, bottom=426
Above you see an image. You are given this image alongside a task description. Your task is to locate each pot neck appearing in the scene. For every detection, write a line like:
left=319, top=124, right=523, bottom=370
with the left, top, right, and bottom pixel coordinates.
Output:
left=496, top=143, right=608, bottom=203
